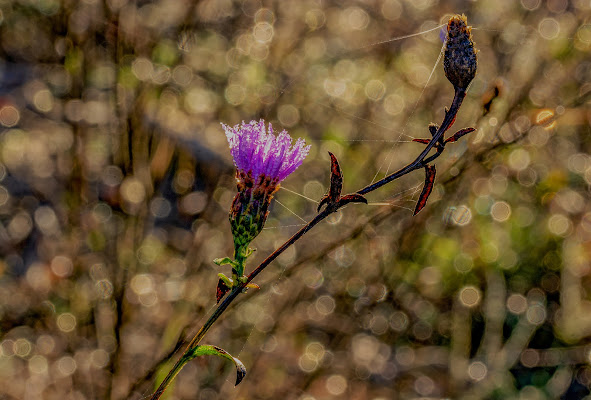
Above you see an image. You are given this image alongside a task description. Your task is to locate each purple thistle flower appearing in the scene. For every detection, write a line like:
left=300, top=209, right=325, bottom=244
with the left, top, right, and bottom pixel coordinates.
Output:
left=221, top=120, right=310, bottom=261
left=222, top=120, right=310, bottom=183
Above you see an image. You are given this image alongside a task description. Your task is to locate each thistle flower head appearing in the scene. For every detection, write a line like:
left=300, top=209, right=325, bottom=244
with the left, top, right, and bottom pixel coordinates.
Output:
left=222, top=120, right=310, bottom=184
left=443, top=14, right=478, bottom=90
left=221, top=120, right=310, bottom=259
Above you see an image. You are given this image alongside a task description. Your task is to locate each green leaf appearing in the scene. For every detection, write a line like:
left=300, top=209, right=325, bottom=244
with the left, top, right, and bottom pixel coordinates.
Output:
left=213, top=257, right=235, bottom=266
left=183, top=345, right=246, bottom=386
left=244, top=247, right=255, bottom=258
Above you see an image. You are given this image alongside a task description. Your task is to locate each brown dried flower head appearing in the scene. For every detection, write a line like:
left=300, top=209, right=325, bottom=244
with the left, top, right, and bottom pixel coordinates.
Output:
left=444, top=14, right=478, bottom=90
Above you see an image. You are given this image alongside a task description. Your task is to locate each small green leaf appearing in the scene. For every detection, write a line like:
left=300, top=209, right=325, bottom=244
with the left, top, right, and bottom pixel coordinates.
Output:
left=217, top=273, right=234, bottom=286
left=213, top=257, right=235, bottom=266
left=183, top=345, right=247, bottom=386
left=244, top=247, right=255, bottom=258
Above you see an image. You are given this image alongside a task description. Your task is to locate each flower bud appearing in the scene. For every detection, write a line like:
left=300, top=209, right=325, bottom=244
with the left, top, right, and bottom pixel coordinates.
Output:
left=443, top=14, right=478, bottom=90
left=229, top=172, right=279, bottom=258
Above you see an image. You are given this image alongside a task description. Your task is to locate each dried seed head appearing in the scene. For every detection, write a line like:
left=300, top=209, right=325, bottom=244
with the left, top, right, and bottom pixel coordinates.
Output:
left=444, top=14, right=478, bottom=90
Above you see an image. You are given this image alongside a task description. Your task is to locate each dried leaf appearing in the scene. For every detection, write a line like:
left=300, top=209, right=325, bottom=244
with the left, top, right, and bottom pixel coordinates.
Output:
left=328, top=152, right=343, bottom=201
left=318, top=152, right=344, bottom=212
left=413, top=165, right=436, bottom=216
left=430, top=123, right=446, bottom=145
left=339, top=193, right=368, bottom=206
left=216, top=278, right=230, bottom=304
left=445, top=127, right=476, bottom=143
left=317, top=196, right=329, bottom=212
left=428, top=123, right=439, bottom=136
left=412, top=138, right=431, bottom=144
left=413, top=123, right=440, bottom=146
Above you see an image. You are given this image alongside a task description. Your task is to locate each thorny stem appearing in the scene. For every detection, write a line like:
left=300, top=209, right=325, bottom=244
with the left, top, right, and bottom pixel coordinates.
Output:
left=148, top=88, right=466, bottom=400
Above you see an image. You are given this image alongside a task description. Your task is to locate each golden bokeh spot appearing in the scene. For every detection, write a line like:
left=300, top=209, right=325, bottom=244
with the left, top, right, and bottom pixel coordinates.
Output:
left=468, top=361, right=487, bottom=381
left=325, top=374, right=347, bottom=396
left=120, top=177, right=146, bottom=205
left=0, top=105, right=20, bottom=127
left=507, top=293, right=528, bottom=314
left=57, top=313, right=77, bottom=333
left=536, top=109, right=556, bottom=130
left=459, top=286, right=481, bottom=307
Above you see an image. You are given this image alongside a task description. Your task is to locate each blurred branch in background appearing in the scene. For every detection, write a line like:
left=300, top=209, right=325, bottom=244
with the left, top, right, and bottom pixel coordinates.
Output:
left=0, top=1, right=591, bottom=400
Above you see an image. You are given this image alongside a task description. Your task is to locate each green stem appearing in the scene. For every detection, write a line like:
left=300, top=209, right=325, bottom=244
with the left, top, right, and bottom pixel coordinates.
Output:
left=150, top=286, right=241, bottom=399
left=233, top=247, right=247, bottom=281
left=148, top=356, right=190, bottom=400
left=149, top=211, right=329, bottom=400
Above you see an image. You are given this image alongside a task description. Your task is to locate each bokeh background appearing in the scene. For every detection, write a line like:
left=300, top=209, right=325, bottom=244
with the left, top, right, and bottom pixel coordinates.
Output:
left=1, top=0, right=591, bottom=399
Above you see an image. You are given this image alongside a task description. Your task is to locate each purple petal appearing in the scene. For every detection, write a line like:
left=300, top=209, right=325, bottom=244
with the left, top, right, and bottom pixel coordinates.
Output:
left=222, top=119, right=310, bottom=183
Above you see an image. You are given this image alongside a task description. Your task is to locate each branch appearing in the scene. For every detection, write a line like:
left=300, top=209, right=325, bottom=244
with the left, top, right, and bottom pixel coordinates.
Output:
left=357, top=87, right=466, bottom=195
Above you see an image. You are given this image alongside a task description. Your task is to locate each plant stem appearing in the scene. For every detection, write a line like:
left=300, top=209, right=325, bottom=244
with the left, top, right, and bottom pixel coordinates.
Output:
left=357, top=87, right=466, bottom=195
left=149, top=210, right=330, bottom=400
left=148, top=86, right=467, bottom=400
left=148, top=356, right=190, bottom=400
left=246, top=210, right=330, bottom=283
